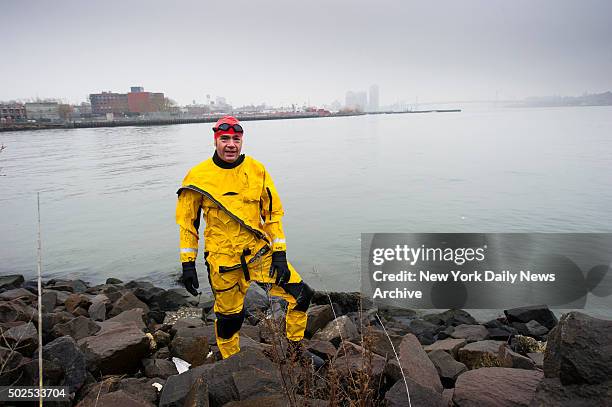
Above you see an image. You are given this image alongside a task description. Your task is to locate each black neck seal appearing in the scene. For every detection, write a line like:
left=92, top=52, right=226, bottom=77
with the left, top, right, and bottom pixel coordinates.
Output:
left=213, top=151, right=245, bottom=169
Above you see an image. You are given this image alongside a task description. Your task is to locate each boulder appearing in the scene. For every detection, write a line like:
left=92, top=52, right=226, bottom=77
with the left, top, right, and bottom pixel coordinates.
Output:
left=0, top=300, right=36, bottom=323
left=41, top=290, right=58, bottom=312
left=0, top=274, right=24, bottom=290
left=183, top=376, right=209, bottom=407
left=65, top=293, right=91, bottom=314
left=169, top=333, right=209, bottom=367
left=407, top=319, right=439, bottom=345
left=450, top=324, right=489, bottom=342
left=150, top=289, right=189, bottom=311
left=424, top=338, right=467, bottom=359
left=305, top=339, right=336, bottom=360
left=364, top=327, right=402, bottom=358
left=544, top=311, right=612, bottom=385
left=103, top=307, right=147, bottom=330
left=88, top=294, right=110, bottom=321
left=159, top=348, right=277, bottom=407
left=117, top=377, right=165, bottom=406
left=527, top=352, right=544, bottom=369
left=428, top=349, right=468, bottom=388
left=385, top=376, right=446, bottom=407
left=2, top=321, right=38, bottom=355
left=424, top=309, right=477, bottom=327
left=453, top=367, right=543, bottom=406
left=76, top=389, right=155, bottom=407
left=78, top=323, right=150, bottom=374
left=512, top=319, right=549, bottom=338
left=38, top=335, right=87, bottom=393
left=399, top=333, right=443, bottom=394
left=142, top=358, right=179, bottom=379
left=47, top=279, right=88, bottom=293
left=52, top=315, right=101, bottom=340
left=108, top=291, right=150, bottom=318
left=312, top=315, right=358, bottom=346
left=529, top=377, right=612, bottom=407
left=154, top=330, right=172, bottom=348
left=105, top=278, right=123, bottom=285
left=305, top=304, right=334, bottom=337
left=504, top=305, right=557, bottom=330
left=244, top=285, right=270, bottom=317
left=499, top=345, right=536, bottom=370
left=442, top=389, right=454, bottom=407
left=169, top=317, right=206, bottom=335
left=311, top=291, right=363, bottom=314
left=332, top=341, right=387, bottom=380
left=0, top=288, right=36, bottom=302
left=457, top=340, right=505, bottom=369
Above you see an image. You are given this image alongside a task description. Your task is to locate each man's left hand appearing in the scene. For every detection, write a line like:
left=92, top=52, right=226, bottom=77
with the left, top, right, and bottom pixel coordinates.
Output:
left=269, top=251, right=291, bottom=286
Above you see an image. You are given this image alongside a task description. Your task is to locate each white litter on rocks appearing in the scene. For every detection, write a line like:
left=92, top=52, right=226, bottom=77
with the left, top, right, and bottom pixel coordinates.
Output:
left=152, top=382, right=163, bottom=392
left=172, top=356, right=191, bottom=374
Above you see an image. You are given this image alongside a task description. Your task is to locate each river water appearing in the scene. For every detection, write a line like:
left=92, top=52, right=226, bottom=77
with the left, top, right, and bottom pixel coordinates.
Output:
left=1, top=105, right=612, bottom=317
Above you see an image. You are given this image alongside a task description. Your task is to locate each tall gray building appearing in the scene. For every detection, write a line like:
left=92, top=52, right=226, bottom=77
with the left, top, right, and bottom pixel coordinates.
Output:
left=368, top=85, right=379, bottom=112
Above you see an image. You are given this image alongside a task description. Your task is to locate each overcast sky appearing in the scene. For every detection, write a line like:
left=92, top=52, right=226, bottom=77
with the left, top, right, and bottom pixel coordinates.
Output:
left=2, top=0, right=612, bottom=106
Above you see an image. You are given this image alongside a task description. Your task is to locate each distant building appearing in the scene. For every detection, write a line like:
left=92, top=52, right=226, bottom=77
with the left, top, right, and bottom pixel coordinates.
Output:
left=89, top=92, right=129, bottom=115
left=0, top=103, right=26, bottom=121
left=345, top=91, right=368, bottom=111
left=127, top=87, right=164, bottom=113
left=25, top=102, right=60, bottom=122
left=368, top=85, right=379, bottom=112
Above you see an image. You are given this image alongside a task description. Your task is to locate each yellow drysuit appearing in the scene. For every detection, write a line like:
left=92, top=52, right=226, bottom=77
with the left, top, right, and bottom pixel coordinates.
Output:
left=176, top=153, right=313, bottom=358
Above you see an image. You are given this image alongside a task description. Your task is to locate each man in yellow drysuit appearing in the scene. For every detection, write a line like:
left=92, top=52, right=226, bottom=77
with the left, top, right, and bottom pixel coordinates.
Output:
left=176, top=115, right=314, bottom=359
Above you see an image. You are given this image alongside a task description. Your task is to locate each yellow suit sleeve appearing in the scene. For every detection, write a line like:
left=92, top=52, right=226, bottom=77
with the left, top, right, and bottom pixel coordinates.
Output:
left=176, top=189, right=202, bottom=262
left=260, top=169, right=287, bottom=252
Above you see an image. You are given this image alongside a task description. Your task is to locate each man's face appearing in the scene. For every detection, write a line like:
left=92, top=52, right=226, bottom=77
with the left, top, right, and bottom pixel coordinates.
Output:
left=215, top=133, right=243, bottom=163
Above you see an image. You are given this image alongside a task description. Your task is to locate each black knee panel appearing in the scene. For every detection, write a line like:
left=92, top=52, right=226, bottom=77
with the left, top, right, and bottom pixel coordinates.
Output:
left=284, top=282, right=315, bottom=312
left=216, top=309, right=245, bottom=339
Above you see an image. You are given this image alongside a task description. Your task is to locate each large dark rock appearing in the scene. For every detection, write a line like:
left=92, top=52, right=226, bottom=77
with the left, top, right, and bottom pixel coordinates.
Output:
left=52, top=315, right=101, bottom=341
left=505, top=305, right=558, bottom=330
left=399, top=333, right=443, bottom=394
left=365, top=327, right=403, bottom=359
left=451, top=324, right=489, bottom=342
left=183, top=376, right=209, bottom=407
left=244, top=285, right=270, bottom=317
left=108, top=291, right=150, bottom=318
left=305, top=304, right=334, bottom=337
left=312, top=315, right=358, bottom=346
left=101, top=307, right=147, bottom=330
left=78, top=323, right=150, bottom=375
left=0, top=274, right=24, bottom=291
left=311, top=291, right=363, bottom=314
left=169, top=334, right=209, bottom=367
left=333, top=341, right=387, bottom=382
left=47, top=279, right=88, bottom=293
left=424, top=338, right=467, bottom=359
left=0, top=288, right=36, bottom=302
left=0, top=299, right=36, bottom=323
left=0, top=346, right=30, bottom=386
left=143, top=358, right=179, bottom=379
left=499, top=345, right=536, bottom=370
left=428, top=349, right=467, bottom=388
left=41, top=290, right=58, bottom=313
left=150, top=289, right=190, bottom=311
left=424, top=309, right=477, bottom=327
left=160, top=348, right=278, bottom=407
left=407, top=318, right=439, bottom=344
left=457, top=340, right=506, bottom=369
left=37, top=335, right=87, bottom=393
left=454, top=367, right=543, bottom=406
left=512, top=320, right=549, bottom=339
left=2, top=321, right=38, bottom=355
left=544, top=311, right=612, bottom=385
left=88, top=294, right=110, bottom=321
left=76, top=389, right=155, bottom=407
left=65, top=293, right=91, bottom=314
left=529, top=377, right=612, bottom=407
left=385, top=376, right=447, bottom=407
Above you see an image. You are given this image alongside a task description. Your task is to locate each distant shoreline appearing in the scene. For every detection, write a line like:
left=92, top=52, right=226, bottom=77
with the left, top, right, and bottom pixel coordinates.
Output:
left=0, top=109, right=461, bottom=133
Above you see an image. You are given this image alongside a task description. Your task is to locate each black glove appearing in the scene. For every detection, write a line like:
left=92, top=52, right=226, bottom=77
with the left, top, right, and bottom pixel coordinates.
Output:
left=269, top=251, right=291, bottom=286
left=181, top=261, right=200, bottom=296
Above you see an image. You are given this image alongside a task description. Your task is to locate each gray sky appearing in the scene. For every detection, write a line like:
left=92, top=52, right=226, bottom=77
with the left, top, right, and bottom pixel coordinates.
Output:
left=2, top=0, right=612, bottom=106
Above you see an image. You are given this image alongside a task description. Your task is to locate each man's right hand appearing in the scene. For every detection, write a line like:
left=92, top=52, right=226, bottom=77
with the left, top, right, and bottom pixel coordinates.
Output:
left=181, top=261, right=200, bottom=296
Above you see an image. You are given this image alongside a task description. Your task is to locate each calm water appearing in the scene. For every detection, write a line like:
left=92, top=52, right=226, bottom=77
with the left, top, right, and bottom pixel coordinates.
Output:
left=2, top=106, right=612, bottom=304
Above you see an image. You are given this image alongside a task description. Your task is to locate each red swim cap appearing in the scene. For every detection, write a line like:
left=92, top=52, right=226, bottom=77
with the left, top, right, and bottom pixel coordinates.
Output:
left=213, top=116, right=243, bottom=139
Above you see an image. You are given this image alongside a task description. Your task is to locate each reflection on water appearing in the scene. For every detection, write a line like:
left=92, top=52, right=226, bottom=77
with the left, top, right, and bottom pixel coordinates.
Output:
left=1, top=107, right=612, bottom=307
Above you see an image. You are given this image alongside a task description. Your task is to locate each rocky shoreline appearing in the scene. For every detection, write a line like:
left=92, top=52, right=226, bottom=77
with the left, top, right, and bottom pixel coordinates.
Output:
left=1, top=274, right=610, bottom=406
